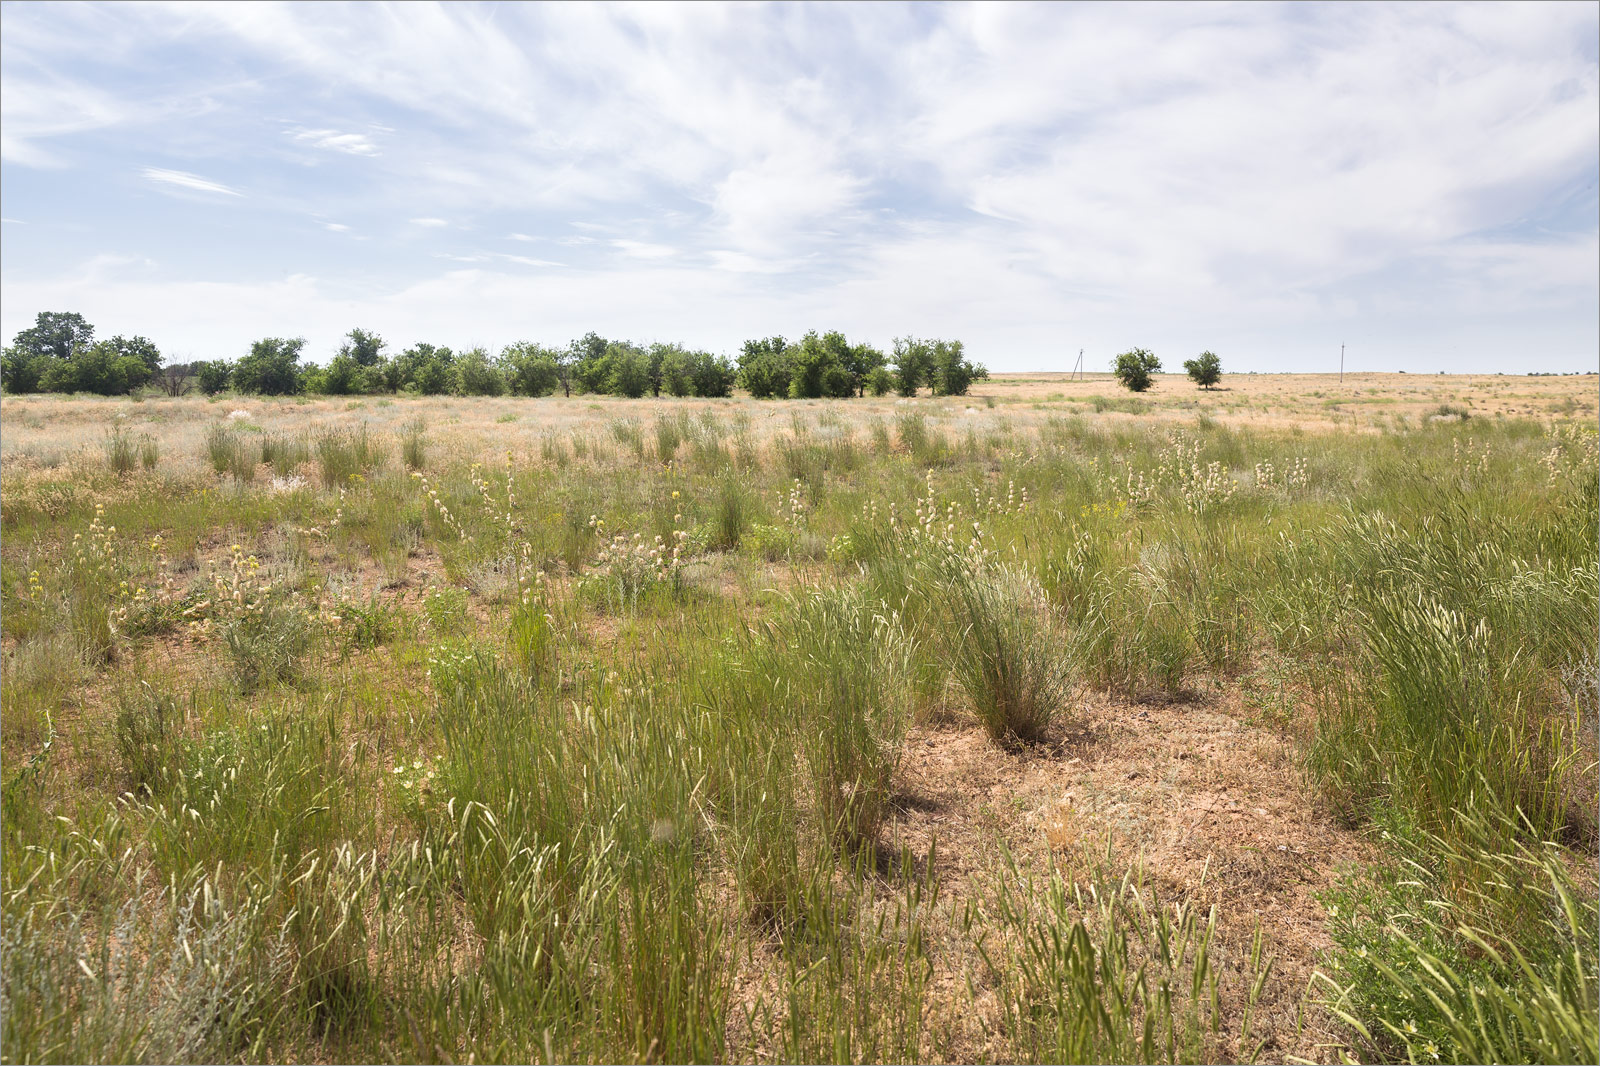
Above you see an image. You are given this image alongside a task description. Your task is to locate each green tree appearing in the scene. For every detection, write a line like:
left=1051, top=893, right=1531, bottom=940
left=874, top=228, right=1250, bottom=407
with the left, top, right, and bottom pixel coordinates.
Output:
left=5, top=312, right=98, bottom=393
left=929, top=339, right=984, bottom=396
left=3, top=322, right=160, bottom=394
left=645, top=343, right=669, bottom=397
left=553, top=345, right=576, bottom=397
left=194, top=360, right=233, bottom=396
left=1112, top=348, right=1161, bottom=392
left=608, top=343, right=652, bottom=398
left=690, top=351, right=737, bottom=398
left=1, top=348, right=45, bottom=393
left=570, top=332, right=612, bottom=393
left=789, top=331, right=852, bottom=398
left=389, top=343, right=454, bottom=394
left=104, top=335, right=162, bottom=375
left=738, top=336, right=791, bottom=399
left=868, top=366, right=895, bottom=396
left=315, top=354, right=363, bottom=395
left=841, top=339, right=885, bottom=397
left=892, top=337, right=931, bottom=397
left=33, top=357, right=74, bottom=393
left=35, top=340, right=151, bottom=395
left=453, top=347, right=505, bottom=396
left=500, top=342, right=562, bottom=397
left=658, top=345, right=696, bottom=397
left=411, top=353, right=455, bottom=395
left=233, top=337, right=306, bottom=395
left=1183, top=350, right=1222, bottom=390
left=341, top=328, right=385, bottom=367
left=10, top=311, right=94, bottom=362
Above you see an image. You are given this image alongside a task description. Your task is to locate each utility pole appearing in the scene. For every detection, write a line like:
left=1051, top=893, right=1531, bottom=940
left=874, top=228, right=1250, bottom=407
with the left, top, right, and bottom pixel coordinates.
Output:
left=1071, top=348, right=1084, bottom=381
left=1339, top=343, right=1344, bottom=385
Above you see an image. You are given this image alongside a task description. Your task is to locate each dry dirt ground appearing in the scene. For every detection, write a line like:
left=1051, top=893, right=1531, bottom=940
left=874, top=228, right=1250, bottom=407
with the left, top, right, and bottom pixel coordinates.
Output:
left=884, top=685, right=1366, bottom=1063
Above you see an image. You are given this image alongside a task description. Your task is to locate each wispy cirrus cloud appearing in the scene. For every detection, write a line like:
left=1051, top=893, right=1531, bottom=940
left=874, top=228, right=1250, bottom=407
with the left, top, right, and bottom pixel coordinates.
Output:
left=140, top=166, right=241, bottom=196
left=436, top=251, right=561, bottom=268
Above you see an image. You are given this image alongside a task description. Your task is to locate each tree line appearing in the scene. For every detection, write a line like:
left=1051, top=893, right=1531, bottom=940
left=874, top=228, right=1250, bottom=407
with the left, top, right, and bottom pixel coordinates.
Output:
left=1, top=312, right=986, bottom=400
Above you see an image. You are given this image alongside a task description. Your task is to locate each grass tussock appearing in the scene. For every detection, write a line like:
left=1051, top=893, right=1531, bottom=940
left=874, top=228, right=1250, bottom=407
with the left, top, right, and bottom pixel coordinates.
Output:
left=938, top=557, right=1074, bottom=742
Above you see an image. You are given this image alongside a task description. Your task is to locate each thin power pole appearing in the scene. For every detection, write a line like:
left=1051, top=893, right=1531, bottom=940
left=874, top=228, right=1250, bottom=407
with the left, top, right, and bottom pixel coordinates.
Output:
left=1071, top=348, right=1084, bottom=381
left=1340, top=343, right=1344, bottom=385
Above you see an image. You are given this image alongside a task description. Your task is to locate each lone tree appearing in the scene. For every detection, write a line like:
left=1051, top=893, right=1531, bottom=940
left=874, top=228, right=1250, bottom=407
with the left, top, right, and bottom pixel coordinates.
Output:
left=1112, top=348, right=1161, bottom=392
left=1184, top=350, right=1222, bottom=390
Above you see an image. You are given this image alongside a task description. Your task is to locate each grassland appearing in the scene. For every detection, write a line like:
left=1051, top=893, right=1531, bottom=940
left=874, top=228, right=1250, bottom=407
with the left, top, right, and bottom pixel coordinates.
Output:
left=1, top=372, right=1596, bottom=1064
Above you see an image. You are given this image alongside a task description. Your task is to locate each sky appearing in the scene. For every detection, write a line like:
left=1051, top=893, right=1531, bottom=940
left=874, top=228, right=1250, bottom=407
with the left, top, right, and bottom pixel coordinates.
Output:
left=1, top=1, right=1596, bottom=374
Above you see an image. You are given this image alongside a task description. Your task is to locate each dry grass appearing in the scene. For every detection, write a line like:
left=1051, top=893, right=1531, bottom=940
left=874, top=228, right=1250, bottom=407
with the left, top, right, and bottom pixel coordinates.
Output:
left=1, top=375, right=1593, bottom=1064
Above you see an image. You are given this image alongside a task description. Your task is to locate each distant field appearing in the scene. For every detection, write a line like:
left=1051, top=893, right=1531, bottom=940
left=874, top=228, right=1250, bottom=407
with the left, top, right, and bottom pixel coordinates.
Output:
left=3, top=372, right=1594, bottom=472
left=2, top=374, right=1595, bottom=1064
left=984, top=370, right=1597, bottom=425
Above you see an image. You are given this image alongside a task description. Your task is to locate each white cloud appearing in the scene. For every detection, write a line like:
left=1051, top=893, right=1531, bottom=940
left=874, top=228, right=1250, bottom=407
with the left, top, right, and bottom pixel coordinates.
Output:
left=1, top=2, right=1595, bottom=370
left=140, top=167, right=241, bottom=196
left=708, top=250, right=789, bottom=275
left=287, top=126, right=380, bottom=156
left=321, top=221, right=350, bottom=232
left=435, top=251, right=560, bottom=268
left=610, top=239, right=675, bottom=260
left=0, top=72, right=132, bottom=166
